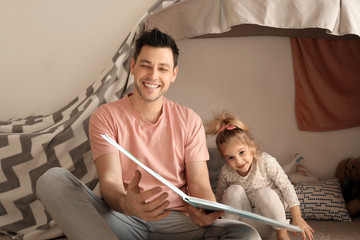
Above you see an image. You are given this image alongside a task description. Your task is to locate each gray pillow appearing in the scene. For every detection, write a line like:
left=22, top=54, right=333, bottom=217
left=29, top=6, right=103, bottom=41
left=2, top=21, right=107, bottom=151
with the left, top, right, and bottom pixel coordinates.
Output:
left=207, top=148, right=225, bottom=193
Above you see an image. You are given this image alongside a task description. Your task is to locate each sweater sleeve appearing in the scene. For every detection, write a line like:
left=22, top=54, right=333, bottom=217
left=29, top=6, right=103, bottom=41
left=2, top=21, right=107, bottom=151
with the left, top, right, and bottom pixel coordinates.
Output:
left=263, top=153, right=300, bottom=208
left=215, top=166, right=230, bottom=203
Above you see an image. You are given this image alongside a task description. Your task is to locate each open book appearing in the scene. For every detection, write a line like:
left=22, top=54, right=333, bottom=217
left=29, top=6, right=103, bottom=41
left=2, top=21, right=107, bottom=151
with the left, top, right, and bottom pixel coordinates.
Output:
left=100, top=134, right=303, bottom=233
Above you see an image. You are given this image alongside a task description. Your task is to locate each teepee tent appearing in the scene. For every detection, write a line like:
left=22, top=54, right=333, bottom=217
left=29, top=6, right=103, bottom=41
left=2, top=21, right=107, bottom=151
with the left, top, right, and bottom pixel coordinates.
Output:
left=1, top=0, right=359, bottom=239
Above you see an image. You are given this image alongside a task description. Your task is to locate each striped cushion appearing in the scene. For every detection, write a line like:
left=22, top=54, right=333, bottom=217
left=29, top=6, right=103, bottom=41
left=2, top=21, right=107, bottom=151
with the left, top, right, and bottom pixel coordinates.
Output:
left=286, top=178, right=351, bottom=222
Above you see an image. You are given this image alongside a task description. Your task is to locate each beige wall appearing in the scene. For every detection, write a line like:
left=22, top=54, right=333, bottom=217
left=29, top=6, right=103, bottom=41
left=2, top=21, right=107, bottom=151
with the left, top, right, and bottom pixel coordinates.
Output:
left=166, top=36, right=360, bottom=180
left=1, top=2, right=359, bottom=179
left=0, top=0, right=157, bottom=119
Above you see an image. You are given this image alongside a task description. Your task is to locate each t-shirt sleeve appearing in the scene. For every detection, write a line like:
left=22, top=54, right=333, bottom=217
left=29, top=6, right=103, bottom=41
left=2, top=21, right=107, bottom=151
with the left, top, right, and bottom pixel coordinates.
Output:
left=89, top=106, right=119, bottom=161
left=183, top=110, right=209, bottom=163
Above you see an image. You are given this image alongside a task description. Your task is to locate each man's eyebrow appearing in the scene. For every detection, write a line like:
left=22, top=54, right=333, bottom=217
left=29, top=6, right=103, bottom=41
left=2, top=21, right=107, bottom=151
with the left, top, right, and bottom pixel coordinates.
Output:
left=139, top=59, right=151, bottom=64
left=139, top=59, right=171, bottom=68
left=159, top=63, right=171, bottom=68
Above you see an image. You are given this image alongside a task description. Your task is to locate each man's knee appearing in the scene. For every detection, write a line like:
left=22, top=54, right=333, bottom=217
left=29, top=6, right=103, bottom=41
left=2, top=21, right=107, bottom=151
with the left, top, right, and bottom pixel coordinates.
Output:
left=36, top=167, right=70, bottom=200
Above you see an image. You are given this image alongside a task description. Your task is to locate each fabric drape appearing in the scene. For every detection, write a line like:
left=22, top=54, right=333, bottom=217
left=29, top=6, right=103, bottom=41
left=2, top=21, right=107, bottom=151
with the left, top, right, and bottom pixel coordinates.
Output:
left=0, top=1, right=178, bottom=239
left=290, top=38, right=360, bottom=131
left=146, top=0, right=360, bottom=40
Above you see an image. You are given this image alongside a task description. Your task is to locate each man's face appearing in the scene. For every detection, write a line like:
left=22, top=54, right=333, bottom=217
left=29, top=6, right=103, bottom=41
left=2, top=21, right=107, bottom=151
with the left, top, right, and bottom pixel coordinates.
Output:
left=130, top=45, right=178, bottom=102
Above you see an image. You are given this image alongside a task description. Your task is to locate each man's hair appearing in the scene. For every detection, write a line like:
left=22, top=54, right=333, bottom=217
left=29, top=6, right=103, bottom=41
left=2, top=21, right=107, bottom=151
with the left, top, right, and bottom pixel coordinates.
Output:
left=134, top=28, right=179, bottom=68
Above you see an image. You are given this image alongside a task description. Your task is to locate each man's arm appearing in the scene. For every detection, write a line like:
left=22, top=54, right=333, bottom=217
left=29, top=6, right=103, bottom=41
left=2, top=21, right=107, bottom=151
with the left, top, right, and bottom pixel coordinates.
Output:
left=186, top=161, right=216, bottom=201
left=94, top=153, right=171, bottom=221
left=184, top=161, right=224, bottom=226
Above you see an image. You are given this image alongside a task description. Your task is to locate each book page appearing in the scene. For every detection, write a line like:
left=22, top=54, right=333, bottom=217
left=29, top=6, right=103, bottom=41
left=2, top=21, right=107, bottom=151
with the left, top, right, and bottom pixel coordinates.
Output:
left=101, top=134, right=303, bottom=233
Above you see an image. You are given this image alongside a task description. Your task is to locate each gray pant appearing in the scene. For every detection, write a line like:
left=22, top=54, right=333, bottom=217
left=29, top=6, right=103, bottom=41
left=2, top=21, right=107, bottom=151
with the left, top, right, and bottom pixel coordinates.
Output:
left=36, top=168, right=261, bottom=240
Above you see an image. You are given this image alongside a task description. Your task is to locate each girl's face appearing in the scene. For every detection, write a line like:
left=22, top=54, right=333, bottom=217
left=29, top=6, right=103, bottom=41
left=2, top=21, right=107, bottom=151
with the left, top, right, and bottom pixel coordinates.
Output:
left=219, top=138, right=255, bottom=177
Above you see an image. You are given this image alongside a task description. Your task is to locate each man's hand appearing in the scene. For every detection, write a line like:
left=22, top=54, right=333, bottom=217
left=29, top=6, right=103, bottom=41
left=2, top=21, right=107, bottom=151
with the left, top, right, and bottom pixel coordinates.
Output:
left=119, top=170, right=171, bottom=221
left=184, top=202, right=224, bottom=226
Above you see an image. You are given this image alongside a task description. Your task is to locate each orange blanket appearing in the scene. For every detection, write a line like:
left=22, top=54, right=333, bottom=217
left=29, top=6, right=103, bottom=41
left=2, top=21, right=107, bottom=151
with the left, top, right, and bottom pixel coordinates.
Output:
left=290, top=38, right=360, bottom=131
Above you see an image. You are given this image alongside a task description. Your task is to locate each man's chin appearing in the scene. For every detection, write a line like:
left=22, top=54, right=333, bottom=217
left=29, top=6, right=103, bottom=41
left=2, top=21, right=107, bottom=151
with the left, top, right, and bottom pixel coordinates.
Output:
left=141, top=93, right=163, bottom=102
left=135, top=88, right=165, bottom=103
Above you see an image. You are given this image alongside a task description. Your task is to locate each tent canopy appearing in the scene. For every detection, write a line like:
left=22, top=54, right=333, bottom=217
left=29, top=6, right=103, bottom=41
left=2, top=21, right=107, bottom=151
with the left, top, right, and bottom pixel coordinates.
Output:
left=146, top=0, right=360, bottom=39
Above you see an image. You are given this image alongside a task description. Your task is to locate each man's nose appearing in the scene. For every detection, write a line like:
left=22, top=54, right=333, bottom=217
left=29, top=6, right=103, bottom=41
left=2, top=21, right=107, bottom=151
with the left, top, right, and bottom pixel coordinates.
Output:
left=147, top=69, right=159, bottom=80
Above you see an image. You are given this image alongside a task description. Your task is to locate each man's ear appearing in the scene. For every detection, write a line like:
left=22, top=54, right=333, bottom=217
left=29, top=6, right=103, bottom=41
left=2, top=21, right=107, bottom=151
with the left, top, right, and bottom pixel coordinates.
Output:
left=130, top=58, right=135, bottom=75
left=171, top=66, right=178, bottom=83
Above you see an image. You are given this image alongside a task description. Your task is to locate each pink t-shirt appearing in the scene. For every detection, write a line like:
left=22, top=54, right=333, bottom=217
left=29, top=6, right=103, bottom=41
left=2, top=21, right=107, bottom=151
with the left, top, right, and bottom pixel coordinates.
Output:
left=89, top=94, right=209, bottom=211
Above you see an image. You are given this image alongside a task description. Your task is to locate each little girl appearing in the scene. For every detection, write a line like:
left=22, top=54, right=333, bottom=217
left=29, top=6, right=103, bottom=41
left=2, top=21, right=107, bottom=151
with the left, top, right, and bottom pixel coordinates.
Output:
left=205, top=110, right=314, bottom=240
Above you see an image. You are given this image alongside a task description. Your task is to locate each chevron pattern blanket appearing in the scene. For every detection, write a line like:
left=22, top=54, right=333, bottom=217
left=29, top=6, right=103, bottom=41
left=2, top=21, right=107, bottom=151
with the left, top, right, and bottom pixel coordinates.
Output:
left=0, top=26, right=138, bottom=240
left=0, top=2, right=175, bottom=238
left=0, top=39, right=132, bottom=239
left=0, top=1, right=177, bottom=238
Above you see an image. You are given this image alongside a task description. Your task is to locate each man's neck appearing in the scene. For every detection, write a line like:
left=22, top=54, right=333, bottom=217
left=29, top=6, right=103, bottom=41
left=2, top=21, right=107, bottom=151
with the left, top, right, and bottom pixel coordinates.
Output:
left=129, top=94, right=163, bottom=124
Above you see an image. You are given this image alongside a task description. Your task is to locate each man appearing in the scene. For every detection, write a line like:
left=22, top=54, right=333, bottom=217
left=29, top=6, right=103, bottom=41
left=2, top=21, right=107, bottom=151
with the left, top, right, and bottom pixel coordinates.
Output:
left=37, top=28, right=260, bottom=240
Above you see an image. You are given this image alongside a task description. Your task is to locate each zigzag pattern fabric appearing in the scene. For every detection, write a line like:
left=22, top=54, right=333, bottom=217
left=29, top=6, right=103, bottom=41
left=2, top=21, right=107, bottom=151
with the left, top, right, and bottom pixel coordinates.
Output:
left=0, top=1, right=176, bottom=239
left=0, top=26, right=134, bottom=240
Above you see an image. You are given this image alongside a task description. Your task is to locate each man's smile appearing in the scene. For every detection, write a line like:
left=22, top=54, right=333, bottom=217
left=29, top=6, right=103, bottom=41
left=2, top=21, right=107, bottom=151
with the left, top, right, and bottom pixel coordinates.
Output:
left=143, top=82, right=160, bottom=89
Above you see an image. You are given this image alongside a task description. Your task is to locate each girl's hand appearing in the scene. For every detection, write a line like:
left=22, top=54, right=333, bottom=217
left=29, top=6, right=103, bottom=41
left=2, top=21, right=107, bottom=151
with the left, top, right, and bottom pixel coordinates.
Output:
left=292, top=217, right=314, bottom=240
left=184, top=202, right=224, bottom=226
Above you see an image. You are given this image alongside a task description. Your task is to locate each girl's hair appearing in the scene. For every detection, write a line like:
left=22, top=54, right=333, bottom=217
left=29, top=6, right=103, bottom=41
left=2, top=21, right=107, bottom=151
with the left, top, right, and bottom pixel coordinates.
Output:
left=205, top=110, right=260, bottom=160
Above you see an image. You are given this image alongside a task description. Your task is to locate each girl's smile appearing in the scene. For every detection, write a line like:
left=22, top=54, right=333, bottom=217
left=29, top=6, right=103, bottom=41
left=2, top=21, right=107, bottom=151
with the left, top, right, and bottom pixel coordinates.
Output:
left=220, top=138, right=255, bottom=177
left=237, top=163, right=246, bottom=169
